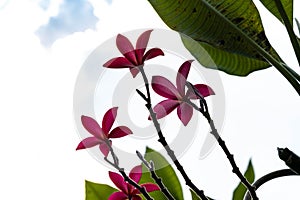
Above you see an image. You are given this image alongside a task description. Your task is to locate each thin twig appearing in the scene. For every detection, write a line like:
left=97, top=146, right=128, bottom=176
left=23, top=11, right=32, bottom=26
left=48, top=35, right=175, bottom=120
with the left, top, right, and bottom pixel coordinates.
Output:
left=244, top=169, right=297, bottom=200
left=103, top=140, right=154, bottom=200
left=136, top=151, right=175, bottom=200
left=185, top=82, right=258, bottom=200
left=138, top=68, right=209, bottom=200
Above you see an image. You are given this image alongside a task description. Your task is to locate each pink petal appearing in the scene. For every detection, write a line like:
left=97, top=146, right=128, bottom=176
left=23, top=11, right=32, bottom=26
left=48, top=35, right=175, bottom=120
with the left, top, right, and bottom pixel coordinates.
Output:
left=81, top=116, right=105, bottom=139
left=135, top=30, right=153, bottom=64
left=116, top=34, right=138, bottom=65
left=151, top=76, right=180, bottom=99
left=129, top=165, right=142, bottom=183
left=103, top=57, right=135, bottom=68
left=141, top=183, right=160, bottom=192
left=143, top=48, right=164, bottom=62
left=109, top=126, right=132, bottom=138
left=177, top=102, right=193, bottom=126
left=109, top=171, right=128, bottom=193
left=102, top=107, right=118, bottom=135
left=176, top=60, right=192, bottom=96
left=187, top=84, right=215, bottom=99
left=127, top=184, right=135, bottom=195
left=76, top=137, right=100, bottom=150
left=99, top=140, right=111, bottom=157
left=108, top=191, right=128, bottom=200
left=131, top=195, right=142, bottom=200
left=130, top=67, right=140, bottom=78
left=152, top=99, right=180, bottom=119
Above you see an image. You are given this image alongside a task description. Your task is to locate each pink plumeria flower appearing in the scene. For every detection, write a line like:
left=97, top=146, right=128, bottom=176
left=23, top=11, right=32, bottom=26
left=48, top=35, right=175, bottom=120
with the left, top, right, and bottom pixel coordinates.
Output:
left=76, top=107, right=132, bottom=156
left=103, top=30, right=164, bottom=77
left=151, top=60, right=215, bottom=126
left=108, top=165, right=159, bottom=200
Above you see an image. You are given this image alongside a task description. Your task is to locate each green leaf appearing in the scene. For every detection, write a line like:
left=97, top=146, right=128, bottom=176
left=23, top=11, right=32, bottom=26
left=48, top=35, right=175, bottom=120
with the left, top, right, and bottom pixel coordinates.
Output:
left=259, top=0, right=293, bottom=26
left=190, top=189, right=215, bottom=200
left=296, top=18, right=300, bottom=35
left=139, top=147, right=184, bottom=200
left=147, top=0, right=281, bottom=76
left=181, top=34, right=270, bottom=76
left=296, top=18, right=300, bottom=48
left=232, top=160, right=255, bottom=200
left=85, top=180, right=117, bottom=200
left=191, top=189, right=201, bottom=200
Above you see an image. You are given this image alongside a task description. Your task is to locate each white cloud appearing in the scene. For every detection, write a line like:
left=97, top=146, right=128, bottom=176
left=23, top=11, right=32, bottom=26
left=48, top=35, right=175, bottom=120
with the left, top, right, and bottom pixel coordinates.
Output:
left=36, top=0, right=98, bottom=47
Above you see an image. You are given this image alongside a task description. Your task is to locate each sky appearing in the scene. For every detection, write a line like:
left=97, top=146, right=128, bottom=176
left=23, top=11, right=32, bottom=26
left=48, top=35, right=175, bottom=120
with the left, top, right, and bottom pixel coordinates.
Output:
left=0, top=0, right=299, bottom=199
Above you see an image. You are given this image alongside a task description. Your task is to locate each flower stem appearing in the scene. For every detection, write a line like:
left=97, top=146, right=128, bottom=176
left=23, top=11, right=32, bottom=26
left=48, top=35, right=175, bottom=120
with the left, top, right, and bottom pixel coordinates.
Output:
left=244, top=169, right=297, bottom=200
left=136, top=151, right=176, bottom=200
left=186, top=82, right=258, bottom=200
left=138, top=68, right=209, bottom=200
left=104, top=140, right=154, bottom=200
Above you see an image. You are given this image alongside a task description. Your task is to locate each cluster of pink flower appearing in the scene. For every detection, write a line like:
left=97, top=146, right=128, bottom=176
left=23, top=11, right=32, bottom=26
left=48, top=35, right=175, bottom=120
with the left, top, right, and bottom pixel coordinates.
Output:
left=76, top=30, right=214, bottom=199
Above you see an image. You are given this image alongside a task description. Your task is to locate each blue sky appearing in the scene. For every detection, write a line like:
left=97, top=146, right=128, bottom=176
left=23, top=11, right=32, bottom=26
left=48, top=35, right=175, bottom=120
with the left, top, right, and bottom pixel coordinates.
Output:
left=36, top=0, right=99, bottom=47
left=0, top=0, right=299, bottom=199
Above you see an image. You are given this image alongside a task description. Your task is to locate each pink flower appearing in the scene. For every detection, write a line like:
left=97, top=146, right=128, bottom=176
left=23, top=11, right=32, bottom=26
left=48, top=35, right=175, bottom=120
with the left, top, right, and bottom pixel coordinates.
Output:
left=103, top=30, right=164, bottom=77
left=76, top=107, right=132, bottom=156
left=151, top=60, right=215, bottom=126
left=109, top=165, right=159, bottom=200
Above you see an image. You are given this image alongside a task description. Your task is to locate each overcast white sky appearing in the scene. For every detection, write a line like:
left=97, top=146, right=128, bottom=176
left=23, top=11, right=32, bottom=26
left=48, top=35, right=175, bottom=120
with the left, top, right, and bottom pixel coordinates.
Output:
left=0, top=0, right=300, bottom=199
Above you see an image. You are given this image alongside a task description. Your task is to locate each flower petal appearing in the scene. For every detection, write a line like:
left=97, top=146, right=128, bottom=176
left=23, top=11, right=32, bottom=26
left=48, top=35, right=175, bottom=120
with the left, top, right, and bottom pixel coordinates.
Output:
left=176, top=60, right=192, bottom=96
left=109, top=171, right=128, bottom=193
left=152, top=99, right=180, bottom=119
left=81, top=116, right=104, bottom=139
left=76, top=137, right=100, bottom=150
left=129, top=165, right=142, bottom=183
left=116, top=34, right=138, bottom=65
left=152, top=76, right=180, bottom=99
left=187, top=84, right=215, bottom=99
left=108, top=191, right=128, bottom=200
left=143, top=48, right=164, bottom=62
left=132, top=195, right=142, bottom=200
left=102, top=107, right=118, bottom=135
left=136, top=30, right=153, bottom=64
left=130, top=67, right=140, bottom=78
left=103, top=57, right=135, bottom=68
left=99, top=141, right=111, bottom=157
left=109, top=126, right=132, bottom=138
left=141, top=183, right=160, bottom=192
left=177, top=102, right=193, bottom=126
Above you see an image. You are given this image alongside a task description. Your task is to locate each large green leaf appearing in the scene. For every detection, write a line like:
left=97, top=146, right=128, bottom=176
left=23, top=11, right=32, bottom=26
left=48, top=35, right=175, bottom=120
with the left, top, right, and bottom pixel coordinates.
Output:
left=139, top=147, right=184, bottom=200
left=181, top=34, right=270, bottom=75
left=232, top=160, right=255, bottom=200
left=85, top=180, right=117, bottom=200
left=259, top=0, right=293, bottom=26
left=147, top=0, right=281, bottom=76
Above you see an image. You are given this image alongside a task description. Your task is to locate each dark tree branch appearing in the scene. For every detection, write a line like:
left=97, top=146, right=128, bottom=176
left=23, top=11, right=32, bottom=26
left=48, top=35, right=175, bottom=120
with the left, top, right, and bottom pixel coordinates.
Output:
left=244, top=169, right=297, bottom=200
left=137, top=68, right=209, bottom=200
left=185, top=82, right=258, bottom=200
left=136, top=151, right=175, bottom=200
left=103, top=140, right=154, bottom=200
